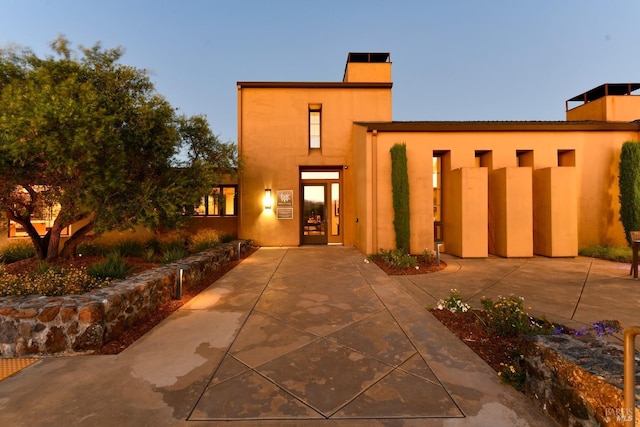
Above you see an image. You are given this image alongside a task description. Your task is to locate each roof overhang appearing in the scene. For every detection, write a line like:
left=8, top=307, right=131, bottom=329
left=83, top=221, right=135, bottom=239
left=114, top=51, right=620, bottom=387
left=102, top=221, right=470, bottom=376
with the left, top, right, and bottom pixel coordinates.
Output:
left=354, top=120, right=640, bottom=132
left=237, top=81, right=392, bottom=89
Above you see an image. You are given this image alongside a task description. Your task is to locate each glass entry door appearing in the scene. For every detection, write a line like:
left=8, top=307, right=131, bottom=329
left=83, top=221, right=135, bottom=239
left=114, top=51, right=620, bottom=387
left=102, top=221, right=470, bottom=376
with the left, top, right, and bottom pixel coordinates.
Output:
left=301, top=184, right=327, bottom=244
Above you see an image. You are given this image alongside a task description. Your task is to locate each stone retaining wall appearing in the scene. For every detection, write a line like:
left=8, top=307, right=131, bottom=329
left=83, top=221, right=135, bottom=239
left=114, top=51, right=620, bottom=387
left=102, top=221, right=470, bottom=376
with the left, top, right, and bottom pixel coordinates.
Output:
left=524, top=334, right=640, bottom=426
left=0, top=240, right=252, bottom=357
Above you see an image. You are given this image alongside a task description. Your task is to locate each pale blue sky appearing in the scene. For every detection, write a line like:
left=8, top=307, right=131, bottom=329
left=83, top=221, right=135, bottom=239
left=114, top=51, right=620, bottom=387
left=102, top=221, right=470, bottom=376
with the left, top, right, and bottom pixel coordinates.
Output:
left=2, top=1, right=640, bottom=143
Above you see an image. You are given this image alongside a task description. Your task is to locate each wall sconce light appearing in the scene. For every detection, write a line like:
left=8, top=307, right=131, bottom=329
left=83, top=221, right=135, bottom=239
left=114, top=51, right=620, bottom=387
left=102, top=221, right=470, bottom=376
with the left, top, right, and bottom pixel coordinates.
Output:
left=263, top=188, right=272, bottom=210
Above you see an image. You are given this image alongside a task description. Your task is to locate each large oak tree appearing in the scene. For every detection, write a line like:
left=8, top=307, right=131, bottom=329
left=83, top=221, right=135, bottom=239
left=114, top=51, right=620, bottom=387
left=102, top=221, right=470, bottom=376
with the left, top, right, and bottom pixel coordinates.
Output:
left=0, top=37, right=237, bottom=261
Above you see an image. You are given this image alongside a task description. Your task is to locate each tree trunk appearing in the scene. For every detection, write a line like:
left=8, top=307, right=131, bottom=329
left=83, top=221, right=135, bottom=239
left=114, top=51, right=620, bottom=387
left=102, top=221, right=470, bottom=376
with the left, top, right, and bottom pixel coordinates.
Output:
left=45, top=225, right=62, bottom=262
left=4, top=208, right=48, bottom=260
left=59, top=221, right=94, bottom=258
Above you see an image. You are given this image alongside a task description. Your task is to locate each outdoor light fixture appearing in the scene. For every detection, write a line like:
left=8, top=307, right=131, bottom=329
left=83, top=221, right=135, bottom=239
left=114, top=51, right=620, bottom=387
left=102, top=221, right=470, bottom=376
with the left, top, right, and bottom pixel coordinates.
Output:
left=175, top=265, right=188, bottom=300
left=263, top=189, right=272, bottom=210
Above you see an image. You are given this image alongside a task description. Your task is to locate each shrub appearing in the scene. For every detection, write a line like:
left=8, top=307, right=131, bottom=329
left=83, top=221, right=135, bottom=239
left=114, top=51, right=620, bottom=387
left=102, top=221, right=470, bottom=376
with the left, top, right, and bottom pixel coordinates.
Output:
left=0, top=240, right=36, bottom=264
left=619, top=141, right=640, bottom=245
left=423, top=248, right=436, bottom=264
left=87, top=252, right=131, bottom=280
left=390, top=143, right=410, bottom=253
left=219, top=233, right=234, bottom=244
left=161, top=246, right=189, bottom=264
left=372, top=248, right=417, bottom=269
left=498, top=361, right=526, bottom=392
left=578, top=245, right=632, bottom=263
left=435, top=289, right=471, bottom=313
left=191, top=229, right=220, bottom=252
left=480, top=295, right=530, bottom=336
left=0, top=266, right=109, bottom=297
left=113, top=239, right=146, bottom=258
left=156, top=232, right=189, bottom=254
left=77, top=242, right=108, bottom=257
left=142, top=247, right=157, bottom=263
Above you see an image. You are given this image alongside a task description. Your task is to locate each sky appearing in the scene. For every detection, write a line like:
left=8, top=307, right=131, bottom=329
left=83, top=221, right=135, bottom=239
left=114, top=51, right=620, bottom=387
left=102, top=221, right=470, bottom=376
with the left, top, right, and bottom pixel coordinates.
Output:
left=2, top=1, right=640, bottom=144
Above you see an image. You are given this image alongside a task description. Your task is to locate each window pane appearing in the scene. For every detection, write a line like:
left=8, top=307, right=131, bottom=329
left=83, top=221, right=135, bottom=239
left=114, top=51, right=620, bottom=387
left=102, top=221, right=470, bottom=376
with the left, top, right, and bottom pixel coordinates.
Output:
left=331, top=182, right=340, bottom=236
left=223, top=187, right=236, bottom=215
left=301, top=171, right=339, bottom=180
left=210, top=189, right=220, bottom=216
left=309, top=110, right=321, bottom=148
left=193, top=197, right=206, bottom=215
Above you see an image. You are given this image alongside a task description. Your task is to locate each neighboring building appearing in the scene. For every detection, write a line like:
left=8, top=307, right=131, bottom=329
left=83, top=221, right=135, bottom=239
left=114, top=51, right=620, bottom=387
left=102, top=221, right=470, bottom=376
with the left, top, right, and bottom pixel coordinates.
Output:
left=237, top=52, right=640, bottom=257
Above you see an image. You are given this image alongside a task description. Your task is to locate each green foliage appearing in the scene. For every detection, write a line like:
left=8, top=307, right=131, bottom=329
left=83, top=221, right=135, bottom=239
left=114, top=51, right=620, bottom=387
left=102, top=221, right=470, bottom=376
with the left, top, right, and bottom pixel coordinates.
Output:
left=480, top=295, right=530, bottom=336
left=372, top=248, right=417, bottom=269
left=87, top=252, right=131, bottom=280
left=33, top=261, right=59, bottom=276
left=498, top=360, right=526, bottom=391
left=430, top=291, right=622, bottom=392
left=390, top=143, right=410, bottom=253
left=0, top=266, right=109, bottom=297
left=190, top=229, right=221, bottom=252
left=578, top=245, right=632, bottom=263
left=112, top=239, right=147, bottom=258
left=161, top=246, right=189, bottom=264
left=0, top=37, right=238, bottom=261
left=156, top=232, right=189, bottom=253
left=0, top=240, right=36, bottom=264
left=423, top=248, right=436, bottom=264
left=142, top=247, right=157, bottom=263
left=435, top=289, right=471, bottom=313
left=219, top=233, right=234, bottom=244
left=618, top=141, right=640, bottom=245
left=76, top=242, right=108, bottom=257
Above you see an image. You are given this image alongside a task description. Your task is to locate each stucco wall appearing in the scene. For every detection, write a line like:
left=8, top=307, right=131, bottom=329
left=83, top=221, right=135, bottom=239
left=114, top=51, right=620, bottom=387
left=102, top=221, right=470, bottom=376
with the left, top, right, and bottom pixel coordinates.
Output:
left=490, top=167, right=533, bottom=257
left=238, top=84, right=392, bottom=247
left=567, top=95, right=640, bottom=122
left=445, top=167, right=488, bottom=258
left=533, top=168, right=578, bottom=257
left=350, top=128, right=638, bottom=256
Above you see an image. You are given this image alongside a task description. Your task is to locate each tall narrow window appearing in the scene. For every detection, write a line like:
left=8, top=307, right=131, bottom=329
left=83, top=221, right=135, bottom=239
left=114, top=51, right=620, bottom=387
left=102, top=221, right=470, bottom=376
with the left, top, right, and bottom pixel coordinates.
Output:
left=433, top=156, right=443, bottom=241
left=309, top=107, right=321, bottom=149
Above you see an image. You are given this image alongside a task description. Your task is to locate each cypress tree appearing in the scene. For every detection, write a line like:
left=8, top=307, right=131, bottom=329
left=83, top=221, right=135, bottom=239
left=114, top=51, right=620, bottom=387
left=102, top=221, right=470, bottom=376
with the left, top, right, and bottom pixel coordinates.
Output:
left=390, top=143, right=410, bottom=253
left=618, top=141, right=640, bottom=245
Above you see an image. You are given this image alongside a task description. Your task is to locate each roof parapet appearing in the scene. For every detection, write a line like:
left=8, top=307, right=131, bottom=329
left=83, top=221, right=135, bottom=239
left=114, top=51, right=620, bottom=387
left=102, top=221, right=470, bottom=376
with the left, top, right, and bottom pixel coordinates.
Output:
left=343, top=52, right=391, bottom=83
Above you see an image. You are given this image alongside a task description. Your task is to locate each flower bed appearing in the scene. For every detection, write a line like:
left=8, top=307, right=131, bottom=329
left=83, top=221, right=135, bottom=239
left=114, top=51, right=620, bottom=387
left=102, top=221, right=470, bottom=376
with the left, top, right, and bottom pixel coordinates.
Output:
left=0, top=240, right=252, bottom=357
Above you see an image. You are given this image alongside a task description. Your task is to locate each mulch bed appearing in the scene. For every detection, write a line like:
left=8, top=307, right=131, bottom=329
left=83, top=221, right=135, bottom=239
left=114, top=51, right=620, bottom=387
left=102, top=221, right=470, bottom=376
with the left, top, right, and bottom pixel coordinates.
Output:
left=430, top=309, right=526, bottom=372
left=370, top=257, right=447, bottom=275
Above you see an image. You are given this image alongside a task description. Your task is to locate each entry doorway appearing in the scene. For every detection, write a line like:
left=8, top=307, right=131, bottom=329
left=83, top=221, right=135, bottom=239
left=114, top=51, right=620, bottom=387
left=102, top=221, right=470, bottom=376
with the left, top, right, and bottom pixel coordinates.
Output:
left=302, top=184, right=327, bottom=244
left=300, top=170, right=341, bottom=245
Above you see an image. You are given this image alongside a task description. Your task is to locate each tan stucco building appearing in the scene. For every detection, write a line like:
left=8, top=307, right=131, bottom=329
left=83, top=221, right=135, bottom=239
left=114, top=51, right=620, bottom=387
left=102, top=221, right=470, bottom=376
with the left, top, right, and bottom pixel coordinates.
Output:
left=237, top=52, right=640, bottom=258
left=4, top=53, right=640, bottom=258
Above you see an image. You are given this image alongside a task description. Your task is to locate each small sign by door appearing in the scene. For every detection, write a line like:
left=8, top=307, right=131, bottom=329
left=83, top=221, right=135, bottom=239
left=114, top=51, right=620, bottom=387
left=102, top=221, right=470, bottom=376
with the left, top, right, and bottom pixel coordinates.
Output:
left=276, top=190, right=293, bottom=219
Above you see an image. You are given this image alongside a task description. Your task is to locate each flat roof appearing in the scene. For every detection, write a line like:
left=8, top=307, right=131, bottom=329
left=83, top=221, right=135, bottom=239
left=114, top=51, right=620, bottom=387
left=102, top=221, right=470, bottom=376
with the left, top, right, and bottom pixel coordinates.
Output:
left=354, top=120, right=640, bottom=132
left=237, top=81, right=392, bottom=89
